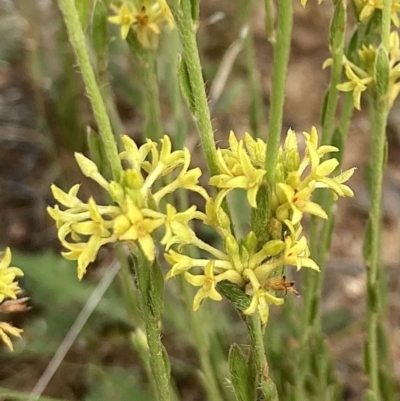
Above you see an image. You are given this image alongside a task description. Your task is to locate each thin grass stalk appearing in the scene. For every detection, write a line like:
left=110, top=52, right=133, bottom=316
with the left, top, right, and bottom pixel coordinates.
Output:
left=57, top=0, right=121, bottom=180
left=364, top=0, right=391, bottom=395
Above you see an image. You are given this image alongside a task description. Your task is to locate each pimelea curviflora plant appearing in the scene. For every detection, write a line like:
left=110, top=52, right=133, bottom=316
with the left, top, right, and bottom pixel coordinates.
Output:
left=48, top=128, right=354, bottom=319
left=49, top=0, right=399, bottom=399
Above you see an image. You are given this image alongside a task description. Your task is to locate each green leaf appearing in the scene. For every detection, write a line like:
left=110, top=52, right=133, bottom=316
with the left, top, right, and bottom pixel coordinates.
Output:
left=363, top=218, right=373, bottom=265
left=87, top=126, right=106, bottom=174
left=91, top=0, right=108, bottom=54
left=189, top=0, right=200, bottom=27
left=374, top=47, right=390, bottom=98
left=149, top=260, right=165, bottom=317
left=228, top=344, right=255, bottom=401
left=329, top=0, right=346, bottom=50
left=74, top=0, right=93, bottom=29
left=178, top=55, right=196, bottom=114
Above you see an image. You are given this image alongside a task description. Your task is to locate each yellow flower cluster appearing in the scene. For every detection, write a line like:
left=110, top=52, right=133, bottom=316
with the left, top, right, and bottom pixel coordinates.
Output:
left=354, top=0, right=400, bottom=27
left=0, top=248, right=25, bottom=350
left=334, top=32, right=400, bottom=110
left=48, top=128, right=354, bottom=324
left=48, top=135, right=208, bottom=279
left=108, top=0, right=174, bottom=48
left=165, top=127, right=354, bottom=323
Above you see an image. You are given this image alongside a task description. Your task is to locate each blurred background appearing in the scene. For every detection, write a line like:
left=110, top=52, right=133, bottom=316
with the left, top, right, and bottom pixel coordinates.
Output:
left=0, top=0, right=399, bottom=400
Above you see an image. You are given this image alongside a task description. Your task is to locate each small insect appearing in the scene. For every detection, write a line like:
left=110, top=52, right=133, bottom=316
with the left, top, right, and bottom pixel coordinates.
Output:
left=264, top=276, right=299, bottom=296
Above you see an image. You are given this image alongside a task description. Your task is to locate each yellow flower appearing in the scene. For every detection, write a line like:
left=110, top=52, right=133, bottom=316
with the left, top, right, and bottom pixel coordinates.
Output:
left=0, top=248, right=26, bottom=351
left=0, top=322, right=23, bottom=351
left=0, top=248, right=24, bottom=303
left=160, top=204, right=197, bottom=246
left=184, top=261, right=242, bottom=311
left=210, top=138, right=266, bottom=208
left=359, top=0, right=400, bottom=27
left=108, top=3, right=136, bottom=39
left=114, top=196, right=164, bottom=261
left=275, top=182, right=328, bottom=225
left=337, top=65, right=373, bottom=110
left=283, top=232, right=319, bottom=271
left=108, top=1, right=175, bottom=48
left=243, top=289, right=284, bottom=324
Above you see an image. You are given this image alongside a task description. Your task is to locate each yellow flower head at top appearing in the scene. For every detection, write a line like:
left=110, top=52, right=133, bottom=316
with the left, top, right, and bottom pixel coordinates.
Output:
left=108, top=0, right=174, bottom=48
left=0, top=248, right=27, bottom=351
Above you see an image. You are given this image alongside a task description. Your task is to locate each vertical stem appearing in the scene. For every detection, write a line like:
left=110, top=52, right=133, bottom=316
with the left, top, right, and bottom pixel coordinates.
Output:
left=246, top=314, right=278, bottom=401
left=304, top=0, right=347, bottom=329
left=135, top=255, right=171, bottom=401
left=364, top=0, right=390, bottom=396
left=57, top=0, right=121, bottom=180
left=142, top=51, right=164, bottom=141
left=167, top=0, right=219, bottom=177
left=244, top=27, right=265, bottom=138
left=264, top=0, right=293, bottom=184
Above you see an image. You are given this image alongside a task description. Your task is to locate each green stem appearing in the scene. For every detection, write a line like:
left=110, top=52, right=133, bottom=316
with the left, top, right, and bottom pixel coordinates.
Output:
left=115, top=244, right=140, bottom=325
left=264, top=0, right=293, bottom=184
left=134, top=254, right=171, bottom=401
left=365, top=93, right=386, bottom=400
left=304, top=0, right=348, bottom=329
left=321, top=0, right=346, bottom=146
left=364, top=0, right=390, bottom=396
left=142, top=51, right=164, bottom=141
left=244, top=27, right=265, bottom=138
left=246, top=314, right=278, bottom=401
left=167, top=0, right=219, bottom=176
left=57, top=0, right=121, bottom=180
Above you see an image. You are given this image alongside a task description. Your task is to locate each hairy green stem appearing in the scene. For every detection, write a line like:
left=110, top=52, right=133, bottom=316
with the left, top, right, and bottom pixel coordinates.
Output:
left=264, top=0, right=293, bottom=184
left=304, top=0, right=348, bottom=329
left=246, top=314, right=278, bottom=401
left=167, top=0, right=219, bottom=176
left=142, top=51, right=164, bottom=141
left=365, top=92, right=386, bottom=400
left=364, top=1, right=390, bottom=396
left=134, top=254, right=171, bottom=401
left=321, top=0, right=347, bottom=146
left=244, top=27, right=265, bottom=138
left=57, top=0, right=121, bottom=180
